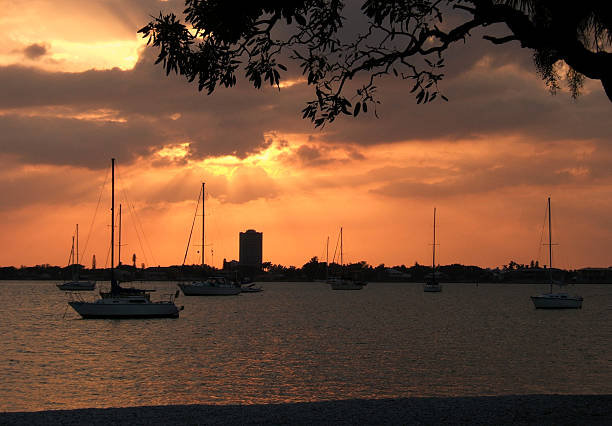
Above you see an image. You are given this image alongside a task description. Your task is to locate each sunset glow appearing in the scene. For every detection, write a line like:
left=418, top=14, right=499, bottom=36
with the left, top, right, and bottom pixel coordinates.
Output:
left=1, top=1, right=611, bottom=271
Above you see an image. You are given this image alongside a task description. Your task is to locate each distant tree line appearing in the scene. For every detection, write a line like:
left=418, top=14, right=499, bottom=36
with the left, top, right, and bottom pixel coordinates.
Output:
left=2, top=258, right=612, bottom=283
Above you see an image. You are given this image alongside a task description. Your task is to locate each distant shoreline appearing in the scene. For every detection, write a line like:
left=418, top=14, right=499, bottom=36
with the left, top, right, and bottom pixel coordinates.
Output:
left=1, top=279, right=611, bottom=284
left=3, top=263, right=612, bottom=284
left=1, top=395, right=611, bottom=425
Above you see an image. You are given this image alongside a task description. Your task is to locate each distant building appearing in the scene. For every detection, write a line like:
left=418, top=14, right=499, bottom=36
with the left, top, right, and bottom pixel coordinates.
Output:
left=223, top=258, right=239, bottom=271
left=239, top=229, right=263, bottom=269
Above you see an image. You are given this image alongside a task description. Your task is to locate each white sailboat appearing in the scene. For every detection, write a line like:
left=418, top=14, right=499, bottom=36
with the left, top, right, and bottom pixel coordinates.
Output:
left=57, top=224, right=96, bottom=291
left=328, top=227, right=365, bottom=290
left=178, top=182, right=241, bottom=296
left=424, top=207, right=442, bottom=292
left=240, top=282, right=263, bottom=293
left=68, top=158, right=182, bottom=319
left=531, top=197, right=583, bottom=309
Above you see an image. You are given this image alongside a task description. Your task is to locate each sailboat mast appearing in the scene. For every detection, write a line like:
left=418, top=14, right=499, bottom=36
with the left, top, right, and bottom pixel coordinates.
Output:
left=326, top=236, right=329, bottom=279
left=118, top=204, right=122, bottom=266
left=76, top=224, right=79, bottom=266
left=548, top=197, right=552, bottom=292
left=433, top=207, right=436, bottom=283
left=111, top=158, right=115, bottom=285
left=202, top=182, right=205, bottom=271
left=340, top=227, right=343, bottom=266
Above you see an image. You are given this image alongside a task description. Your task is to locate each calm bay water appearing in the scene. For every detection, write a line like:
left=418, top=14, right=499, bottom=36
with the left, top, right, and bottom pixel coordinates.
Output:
left=1, top=281, right=611, bottom=412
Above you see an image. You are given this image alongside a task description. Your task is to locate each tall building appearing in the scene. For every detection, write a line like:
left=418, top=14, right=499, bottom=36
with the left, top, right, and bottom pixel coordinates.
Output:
left=239, top=229, right=263, bottom=268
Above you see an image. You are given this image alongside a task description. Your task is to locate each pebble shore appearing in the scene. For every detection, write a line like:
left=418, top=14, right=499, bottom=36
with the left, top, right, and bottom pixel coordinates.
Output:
left=1, top=395, right=611, bottom=425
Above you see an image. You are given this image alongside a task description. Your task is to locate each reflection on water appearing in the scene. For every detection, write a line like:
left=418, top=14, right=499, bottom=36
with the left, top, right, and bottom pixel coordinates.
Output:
left=0, top=281, right=611, bottom=412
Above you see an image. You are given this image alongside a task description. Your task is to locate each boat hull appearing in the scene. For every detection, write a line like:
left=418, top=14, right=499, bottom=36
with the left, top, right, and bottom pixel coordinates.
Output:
left=531, top=293, right=583, bottom=309
left=68, top=301, right=180, bottom=318
left=57, top=281, right=96, bottom=291
left=424, top=283, right=442, bottom=292
left=328, top=279, right=364, bottom=290
left=178, top=283, right=241, bottom=296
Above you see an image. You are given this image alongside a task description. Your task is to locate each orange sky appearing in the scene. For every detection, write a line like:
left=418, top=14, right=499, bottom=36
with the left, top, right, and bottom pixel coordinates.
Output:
left=1, top=1, right=612, bottom=270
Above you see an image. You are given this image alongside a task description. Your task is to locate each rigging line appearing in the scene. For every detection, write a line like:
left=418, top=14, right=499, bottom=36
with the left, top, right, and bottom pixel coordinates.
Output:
left=536, top=200, right=547, bottom=266
left=538, top=198, right=551, bottom=268
left=322, top=238, right=327, bottom=264
left=124, top=191, right=154, bottom=267
left=209, top=190, right=224, bottom=268
left=553, top=205, right=570, bottom=271
left=183, top=186, right=202, bottom=266
left=332, top=229, right=340, bottom=264
left=121, top=192, right=147, bottom=264
left=112, top=163, right=140, bottom=264
left=81, top=168, right=110, bottom=263
left=66, top=237, right=74, bottom=267
left=104, top=233, right=111, bottom=270
left=206, top=188, right=224, bottom=269
left=114, top=162, right=157, bottom=267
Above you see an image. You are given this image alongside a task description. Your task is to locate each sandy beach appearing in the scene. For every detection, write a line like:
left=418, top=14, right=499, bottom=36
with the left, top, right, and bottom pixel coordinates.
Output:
left=1, top=395, right=611, bottom=425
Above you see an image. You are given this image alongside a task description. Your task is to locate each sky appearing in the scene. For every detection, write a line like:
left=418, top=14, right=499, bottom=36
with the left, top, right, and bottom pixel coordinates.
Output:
left=1, top=1, right=611, bottom=270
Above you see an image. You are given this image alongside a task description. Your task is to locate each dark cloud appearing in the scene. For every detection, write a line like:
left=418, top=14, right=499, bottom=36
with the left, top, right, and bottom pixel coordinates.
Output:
left=0, top=47, right=314, bottom=168
left=369, top=144, right=612, bottom=200
left=0, top=114, right=162, bottom=168
left=280, top=142, right=368, bottom=167
left=23, top=43, right=48, bottom=60
left=0, top=159, right=101, bottom=211
left=0, top=11, right=610, bottom=172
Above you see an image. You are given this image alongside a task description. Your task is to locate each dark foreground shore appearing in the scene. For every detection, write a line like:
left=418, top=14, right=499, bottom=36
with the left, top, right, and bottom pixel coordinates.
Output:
left=1, top=395, right=611, bottom=425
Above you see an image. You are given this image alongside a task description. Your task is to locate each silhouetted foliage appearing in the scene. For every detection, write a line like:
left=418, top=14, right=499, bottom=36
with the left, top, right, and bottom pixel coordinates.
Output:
left=140, top=0, right=612, bottom=126
left=4, top=261, right=612, bottom=283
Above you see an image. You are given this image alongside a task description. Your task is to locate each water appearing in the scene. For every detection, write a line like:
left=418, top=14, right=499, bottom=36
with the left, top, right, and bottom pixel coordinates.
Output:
left=1, top=281, right=611, bottom=412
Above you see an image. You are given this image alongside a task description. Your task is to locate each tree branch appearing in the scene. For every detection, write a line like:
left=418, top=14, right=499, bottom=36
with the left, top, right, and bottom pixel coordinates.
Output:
left=483, top=34, right=518, bottom=44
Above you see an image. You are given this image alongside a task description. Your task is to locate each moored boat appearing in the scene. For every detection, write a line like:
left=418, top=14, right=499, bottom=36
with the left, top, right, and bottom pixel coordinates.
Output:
left=531, top=198, right=582, bottom=309
left=179, top=276, right=241, bottom=296
left=58, top=281, right=96, bottom=291
left=424, top=207, right=442, bottom=293
left=240, top=283, right=263, bottom=293
left=328, top=227, right=365, bottom=290
left=69, top=288, right=181, bottom=319
left=57, top=224, right=96, bottom=291
left=177, top=183, right=241, bottom=296
left=67, top=158, right=182, bottom=319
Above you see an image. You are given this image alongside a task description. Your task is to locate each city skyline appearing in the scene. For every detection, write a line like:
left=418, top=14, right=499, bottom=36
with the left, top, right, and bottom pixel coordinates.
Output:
left=1, top=2, right=612, bottom=270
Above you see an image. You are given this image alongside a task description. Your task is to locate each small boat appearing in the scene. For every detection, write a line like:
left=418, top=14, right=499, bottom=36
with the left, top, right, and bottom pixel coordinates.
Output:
left=57, top=224, right=95, bottom=291
left=179, top=276, right=241, bottom=296
left=328, top=227, right=366, bottom=290
left=531, top=291, right=583, bottom=309
left=531, top=198, right=583, bottom=309
left=328, top=277, right=365, bottom=290
left=69, top=287, right=182, bottom=319
left=68, top=158, right=182, bottom=319
left=424, top=207, right=442, bottom=292
left=57, top=281, right=95, bottom=291
left=177, top=183, right=241, bottom=296
left=240, top=283, right=263, bottom=293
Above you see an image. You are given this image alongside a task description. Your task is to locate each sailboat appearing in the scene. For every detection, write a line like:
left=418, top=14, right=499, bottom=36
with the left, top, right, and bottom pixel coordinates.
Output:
left=68, top=159, right=182, bottom=319
left=531, top=197, right=583, bottom=309
left=424, top=207, right=442, bottom=292
left=178, top=183, right=241, bottom=296
left=327, top=227, right=365, bottom=290
left=57, top=224, right=96, bottom=291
